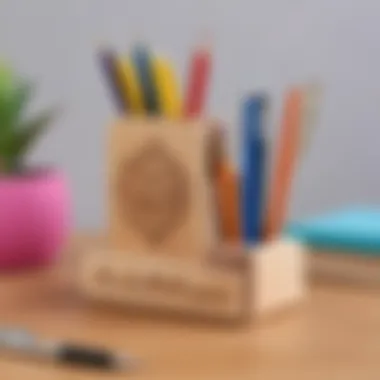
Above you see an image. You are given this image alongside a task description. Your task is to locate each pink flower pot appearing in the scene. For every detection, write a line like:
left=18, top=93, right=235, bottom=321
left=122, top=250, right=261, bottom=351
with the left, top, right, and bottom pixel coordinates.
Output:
left=0, top=169, right=70, bottom=270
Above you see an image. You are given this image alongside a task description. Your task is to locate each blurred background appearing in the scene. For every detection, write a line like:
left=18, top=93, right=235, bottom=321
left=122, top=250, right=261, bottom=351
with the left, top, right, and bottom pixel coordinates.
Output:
left=0, top=0, right=378, bottom=229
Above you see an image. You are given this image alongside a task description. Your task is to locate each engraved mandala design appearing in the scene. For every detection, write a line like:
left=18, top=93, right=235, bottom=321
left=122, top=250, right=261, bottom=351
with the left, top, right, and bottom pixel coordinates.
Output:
left=117, top=140, right=190, bottom=246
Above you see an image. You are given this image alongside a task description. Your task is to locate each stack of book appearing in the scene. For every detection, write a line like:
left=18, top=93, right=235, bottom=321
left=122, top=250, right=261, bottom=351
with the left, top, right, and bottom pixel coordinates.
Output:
left=286, top=208, right=380, bottom=286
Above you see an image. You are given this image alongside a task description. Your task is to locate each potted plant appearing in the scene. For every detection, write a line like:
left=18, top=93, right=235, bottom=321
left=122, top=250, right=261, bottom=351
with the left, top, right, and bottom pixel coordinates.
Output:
left=0, top=63, right=70, bottom=269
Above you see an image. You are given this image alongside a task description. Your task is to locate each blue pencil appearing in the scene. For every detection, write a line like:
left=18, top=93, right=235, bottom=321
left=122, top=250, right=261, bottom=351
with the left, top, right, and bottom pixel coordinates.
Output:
left=131, top=43, right=159, bottom=114
left=240, top=94, right=267, bottom=245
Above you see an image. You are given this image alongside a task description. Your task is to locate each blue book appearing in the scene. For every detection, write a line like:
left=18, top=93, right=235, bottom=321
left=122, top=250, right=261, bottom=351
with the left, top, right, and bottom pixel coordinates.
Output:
left=286, top=207, right=380, bottom=256
left=240, top=94, right=266, bottom=245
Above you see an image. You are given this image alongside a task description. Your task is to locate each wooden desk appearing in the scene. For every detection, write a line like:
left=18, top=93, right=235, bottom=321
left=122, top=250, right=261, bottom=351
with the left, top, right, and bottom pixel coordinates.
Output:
left=0, top=238, right=379, bottom=379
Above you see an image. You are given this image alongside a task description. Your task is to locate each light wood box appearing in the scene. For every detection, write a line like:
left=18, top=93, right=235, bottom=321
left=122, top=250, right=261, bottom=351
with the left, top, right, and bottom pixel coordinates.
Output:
left=80, top=117, right=308, bottom=323
left=107, top=117, right=219, bottom=261
left=80, top=239, right=307, bottom=322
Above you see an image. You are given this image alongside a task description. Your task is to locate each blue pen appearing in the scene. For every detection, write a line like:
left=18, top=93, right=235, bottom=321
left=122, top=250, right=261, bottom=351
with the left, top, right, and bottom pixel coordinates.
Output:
left=131, top=44, right=159, bottom=114
left=240, top=94, right=267, bottom=245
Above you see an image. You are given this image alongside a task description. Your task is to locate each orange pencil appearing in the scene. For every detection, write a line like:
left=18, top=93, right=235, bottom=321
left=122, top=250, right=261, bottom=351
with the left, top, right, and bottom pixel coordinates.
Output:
left=264, top=88, right=303, bottom=240
left=215, top=164, right=241, bottom=242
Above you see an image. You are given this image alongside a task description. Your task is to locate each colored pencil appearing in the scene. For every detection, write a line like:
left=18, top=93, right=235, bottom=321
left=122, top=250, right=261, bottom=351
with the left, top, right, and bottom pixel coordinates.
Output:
left=152, top=56, right=182, bottom=119
left=263, top=88, right=303, bottom=240
left=216, top=164, right=241, bottom=242
left=184, top=44, right=212, bottom=118
left=96, top=46, right=126, bottom=113
left=131, top=44, right=159, bottom=114
left=114, top=57, right=145, bottom=115
left=240, top=94, right=267, bottom=244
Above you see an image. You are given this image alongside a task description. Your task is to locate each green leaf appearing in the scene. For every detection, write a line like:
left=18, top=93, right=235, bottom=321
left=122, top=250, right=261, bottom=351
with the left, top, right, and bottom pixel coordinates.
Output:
left=0, top=63, right=14, bottom=95
left=0, top=64, right=15, bottom=115
left=10, top=80, right=34, bottom=124
left=8, top=107, right=58, bottom=160
left=0, top=63, right=58, bottom=174
left=0, top=79, right=34, bottom=132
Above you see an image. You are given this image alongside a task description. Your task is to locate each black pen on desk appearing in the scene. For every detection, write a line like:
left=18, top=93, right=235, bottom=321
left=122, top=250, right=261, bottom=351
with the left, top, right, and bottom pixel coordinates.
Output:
left=0, top=329, right=138, bottom=372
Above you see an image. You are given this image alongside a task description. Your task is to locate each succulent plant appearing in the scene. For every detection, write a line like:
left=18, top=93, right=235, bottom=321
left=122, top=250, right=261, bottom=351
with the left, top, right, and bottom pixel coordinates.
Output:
left=0, top=63, right=57, bottom=174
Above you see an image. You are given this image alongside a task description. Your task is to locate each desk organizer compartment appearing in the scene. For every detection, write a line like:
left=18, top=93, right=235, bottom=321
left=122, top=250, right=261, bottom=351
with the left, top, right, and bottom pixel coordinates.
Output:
left=80, top=239, right=307, bottom=322
left=80, top=117, right=308, bottom=323
left=107, top=117, right=219, bottom=259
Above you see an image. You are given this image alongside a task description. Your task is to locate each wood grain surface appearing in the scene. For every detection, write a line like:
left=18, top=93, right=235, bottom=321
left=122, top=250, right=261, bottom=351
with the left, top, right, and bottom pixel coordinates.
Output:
left=0, top=235, right=379, bottom=380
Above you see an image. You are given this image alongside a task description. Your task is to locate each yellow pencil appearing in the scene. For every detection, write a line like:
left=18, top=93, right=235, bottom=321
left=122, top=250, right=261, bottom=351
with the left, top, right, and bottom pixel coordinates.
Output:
left=152, top=56, right=182, bottom=119
left=114, top=57, right=145, bottom=115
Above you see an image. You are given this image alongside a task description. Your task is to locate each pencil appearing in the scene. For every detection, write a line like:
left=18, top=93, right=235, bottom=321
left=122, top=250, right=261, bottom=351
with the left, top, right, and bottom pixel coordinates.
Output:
left=152, top=56, right=182, bottom=119
left=131, top=44, right=159, bottom=114
left=184, top=44, right=212, bottom=118
left=210, top=121, right=240, bottom=243
left=96, top=46, right=127, bottom=113
left=241, top=94, right=267, bottom=244
left=263, top=88, right=303, bottom=240
left=115, top=57, right=145, bottom=115
left=215, top=164, right=241, bottom=242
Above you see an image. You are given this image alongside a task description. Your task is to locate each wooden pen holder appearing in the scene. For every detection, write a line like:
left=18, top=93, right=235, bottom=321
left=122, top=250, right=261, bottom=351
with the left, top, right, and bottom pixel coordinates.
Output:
left=106, top=117, right=221, bottom=258
left=79, top=117, right=307, bottom=322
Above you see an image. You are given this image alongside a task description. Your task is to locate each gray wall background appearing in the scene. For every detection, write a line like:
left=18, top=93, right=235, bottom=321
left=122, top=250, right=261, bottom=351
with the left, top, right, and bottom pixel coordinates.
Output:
left=0, top=0, right=379, bottom=229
